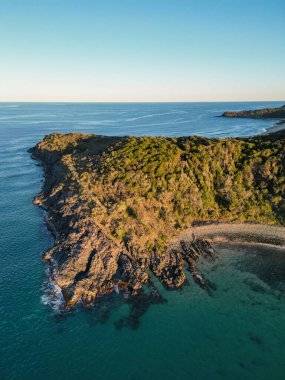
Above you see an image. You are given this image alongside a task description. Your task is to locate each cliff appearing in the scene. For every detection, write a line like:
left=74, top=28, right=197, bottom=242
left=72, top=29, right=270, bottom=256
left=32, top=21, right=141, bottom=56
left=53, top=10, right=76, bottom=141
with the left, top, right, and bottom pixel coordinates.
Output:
left=29, top=130, right=285, bottom=308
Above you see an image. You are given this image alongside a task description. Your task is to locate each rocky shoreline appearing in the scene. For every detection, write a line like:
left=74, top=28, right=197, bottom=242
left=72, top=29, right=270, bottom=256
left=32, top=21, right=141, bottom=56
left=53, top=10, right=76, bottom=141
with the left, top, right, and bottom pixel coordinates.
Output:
left=29, top=137, right=215, bottom=309
left=29, top=130, right=285, bottom=310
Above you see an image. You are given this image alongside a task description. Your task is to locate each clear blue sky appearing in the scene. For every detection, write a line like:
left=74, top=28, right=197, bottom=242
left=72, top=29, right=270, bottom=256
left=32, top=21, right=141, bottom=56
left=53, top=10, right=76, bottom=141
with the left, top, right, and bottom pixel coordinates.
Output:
left=0, top=0, right=284, bottom=102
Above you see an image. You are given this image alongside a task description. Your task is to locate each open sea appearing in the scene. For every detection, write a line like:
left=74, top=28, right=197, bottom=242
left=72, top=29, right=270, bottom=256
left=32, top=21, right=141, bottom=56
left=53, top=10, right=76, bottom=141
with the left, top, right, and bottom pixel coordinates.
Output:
left=0, top=102, right=284, bottom=380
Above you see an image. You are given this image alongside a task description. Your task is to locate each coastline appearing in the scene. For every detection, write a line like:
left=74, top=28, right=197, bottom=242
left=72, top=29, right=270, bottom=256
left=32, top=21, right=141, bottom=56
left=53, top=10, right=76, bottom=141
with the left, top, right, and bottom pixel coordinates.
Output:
left=172, top=223, right=285, bottom=248
left=30, top=127, right=285, bottom=308
left=263, top=120, right=285, bottom=135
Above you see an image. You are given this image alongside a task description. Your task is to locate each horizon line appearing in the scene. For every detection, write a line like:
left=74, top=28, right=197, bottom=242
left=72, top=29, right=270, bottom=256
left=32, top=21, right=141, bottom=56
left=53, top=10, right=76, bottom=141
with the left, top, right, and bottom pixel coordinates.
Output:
left=0, top=99, right=284, bottom=104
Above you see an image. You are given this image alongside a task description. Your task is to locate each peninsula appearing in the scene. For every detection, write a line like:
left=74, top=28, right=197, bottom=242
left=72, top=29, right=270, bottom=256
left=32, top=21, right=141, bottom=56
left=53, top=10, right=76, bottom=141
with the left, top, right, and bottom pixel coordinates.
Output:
left=30, top=130, right=285, bottom=308
left=221, top=104, right=285, bottom=119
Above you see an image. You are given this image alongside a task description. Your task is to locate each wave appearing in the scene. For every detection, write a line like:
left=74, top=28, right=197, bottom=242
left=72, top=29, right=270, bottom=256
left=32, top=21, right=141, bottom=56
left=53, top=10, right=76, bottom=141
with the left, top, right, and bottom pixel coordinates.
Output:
left=79, top=119, right=121, bottom=126
left=0, top=104, right=19, bottom=108
left=0, top=113, right=58, bottom=121
left=125, top=111, right=185, bottom=122
left=41, top=267, right=64, bottom=312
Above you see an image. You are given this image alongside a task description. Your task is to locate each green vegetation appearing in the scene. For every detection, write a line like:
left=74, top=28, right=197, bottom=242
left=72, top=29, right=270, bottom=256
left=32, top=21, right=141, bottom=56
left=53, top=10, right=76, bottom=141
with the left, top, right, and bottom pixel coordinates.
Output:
left=35, top=130, right=285, bottom=255
left=222, top=105, right=285, bottom=119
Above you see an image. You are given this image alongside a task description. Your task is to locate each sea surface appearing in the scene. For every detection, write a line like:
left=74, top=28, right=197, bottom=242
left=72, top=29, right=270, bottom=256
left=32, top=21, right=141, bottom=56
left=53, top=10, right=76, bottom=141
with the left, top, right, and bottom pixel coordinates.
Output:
left=0, top=102, right=284, bottom=380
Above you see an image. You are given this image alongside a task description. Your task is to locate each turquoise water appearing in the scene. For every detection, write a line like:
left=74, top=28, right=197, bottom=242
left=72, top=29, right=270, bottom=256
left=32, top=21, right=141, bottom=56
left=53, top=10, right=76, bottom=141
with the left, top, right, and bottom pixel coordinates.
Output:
left=0, top=102, right=285, bottom=380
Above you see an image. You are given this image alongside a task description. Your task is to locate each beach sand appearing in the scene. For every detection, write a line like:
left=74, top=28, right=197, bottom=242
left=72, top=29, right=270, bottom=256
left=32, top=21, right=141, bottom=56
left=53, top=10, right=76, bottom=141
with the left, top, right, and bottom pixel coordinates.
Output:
left=262, top=120, right=285, bottom=135
left=172, top=223, right=285, bottom=248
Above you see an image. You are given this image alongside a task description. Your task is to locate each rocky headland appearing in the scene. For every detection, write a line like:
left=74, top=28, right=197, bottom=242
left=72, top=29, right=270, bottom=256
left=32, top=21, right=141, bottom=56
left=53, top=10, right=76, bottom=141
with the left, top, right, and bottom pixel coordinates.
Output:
left=29, top=130, right=285, bottom=309
left=221, top=104, right=285, bottom=119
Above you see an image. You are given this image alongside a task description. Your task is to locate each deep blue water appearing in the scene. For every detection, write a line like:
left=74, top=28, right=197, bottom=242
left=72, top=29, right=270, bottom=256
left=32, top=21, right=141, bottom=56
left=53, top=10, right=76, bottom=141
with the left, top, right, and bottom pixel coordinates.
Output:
left=0, top=102, right=285, bottom=380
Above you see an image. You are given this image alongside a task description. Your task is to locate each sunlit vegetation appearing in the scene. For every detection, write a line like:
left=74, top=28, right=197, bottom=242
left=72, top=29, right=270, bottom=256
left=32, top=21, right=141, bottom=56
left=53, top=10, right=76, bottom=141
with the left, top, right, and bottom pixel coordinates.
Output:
left=36, top=130, right=285, bottom=254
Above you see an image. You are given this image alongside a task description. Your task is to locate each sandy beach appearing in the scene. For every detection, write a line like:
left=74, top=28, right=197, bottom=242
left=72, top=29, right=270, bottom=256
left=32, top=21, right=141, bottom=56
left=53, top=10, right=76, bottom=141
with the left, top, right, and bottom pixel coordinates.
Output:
left=172, top=223, right=285, bottom=247
left=263, top=120, right=285, bottom=135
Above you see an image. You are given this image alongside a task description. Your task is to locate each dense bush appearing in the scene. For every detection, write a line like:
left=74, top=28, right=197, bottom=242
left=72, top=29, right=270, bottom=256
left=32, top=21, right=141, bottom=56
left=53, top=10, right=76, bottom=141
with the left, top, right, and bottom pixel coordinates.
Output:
left=37, top=130, right=285, bottom=254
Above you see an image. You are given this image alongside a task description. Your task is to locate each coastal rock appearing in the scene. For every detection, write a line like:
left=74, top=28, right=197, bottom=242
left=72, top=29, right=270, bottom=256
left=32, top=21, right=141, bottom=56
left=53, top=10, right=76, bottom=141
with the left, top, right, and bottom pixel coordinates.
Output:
left=151, top=249, right=186, bottom=288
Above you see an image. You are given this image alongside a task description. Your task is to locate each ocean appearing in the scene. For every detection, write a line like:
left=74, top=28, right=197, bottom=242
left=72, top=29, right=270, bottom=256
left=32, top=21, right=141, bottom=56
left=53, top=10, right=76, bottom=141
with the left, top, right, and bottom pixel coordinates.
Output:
left=0, top=102, right=284, bottom=380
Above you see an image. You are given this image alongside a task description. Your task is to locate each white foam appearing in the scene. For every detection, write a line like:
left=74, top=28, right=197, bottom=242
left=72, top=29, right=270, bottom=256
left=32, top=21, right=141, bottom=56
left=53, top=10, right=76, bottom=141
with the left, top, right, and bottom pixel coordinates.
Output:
left=126, top=111, right=181, bottom=122
left=41, top=267, right=64, bottom=312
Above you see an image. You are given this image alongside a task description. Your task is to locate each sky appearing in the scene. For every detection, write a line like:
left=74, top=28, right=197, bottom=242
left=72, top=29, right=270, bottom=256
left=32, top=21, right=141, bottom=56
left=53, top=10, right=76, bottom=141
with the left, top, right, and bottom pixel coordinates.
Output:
left=0, top=0, right=284, bottom=102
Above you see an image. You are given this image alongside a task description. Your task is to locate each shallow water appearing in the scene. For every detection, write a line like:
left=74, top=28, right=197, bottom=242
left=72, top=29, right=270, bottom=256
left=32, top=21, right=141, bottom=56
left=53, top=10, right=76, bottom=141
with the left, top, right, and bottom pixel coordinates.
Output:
left=0, top=102, right=284, bottom=380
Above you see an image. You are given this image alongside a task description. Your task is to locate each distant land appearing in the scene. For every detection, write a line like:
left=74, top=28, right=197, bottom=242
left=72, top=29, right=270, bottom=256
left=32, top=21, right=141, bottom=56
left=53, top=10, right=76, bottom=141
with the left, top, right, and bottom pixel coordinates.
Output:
left=221, top=104, right=285, bottom=119
left=30, top=116, right=285, bottom=309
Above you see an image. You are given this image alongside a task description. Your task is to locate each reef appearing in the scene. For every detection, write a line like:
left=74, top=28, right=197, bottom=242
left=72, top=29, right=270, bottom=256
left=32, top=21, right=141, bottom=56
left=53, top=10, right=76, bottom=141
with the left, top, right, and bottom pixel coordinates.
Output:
left=29, top=129, right=285, bottom=308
